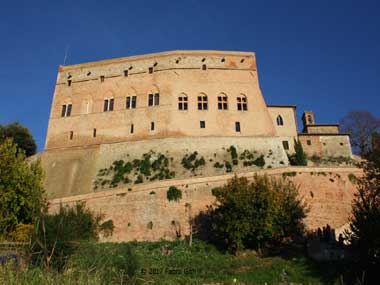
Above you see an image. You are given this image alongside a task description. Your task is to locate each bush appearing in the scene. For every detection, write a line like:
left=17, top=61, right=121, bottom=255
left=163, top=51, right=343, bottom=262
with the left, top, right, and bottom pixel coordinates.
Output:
left=228, top=145, right=239, bottom=165
left=68, top=242, right=139, bottom=283
left=181, top=152, right=206, bottom=172
left=167, top=186, right=182, bottom=202
left=210, top=175, right=308, bottom=253
left=32, top=203, right=113, bottom=270
left=288, top=140, right=307, bottom=166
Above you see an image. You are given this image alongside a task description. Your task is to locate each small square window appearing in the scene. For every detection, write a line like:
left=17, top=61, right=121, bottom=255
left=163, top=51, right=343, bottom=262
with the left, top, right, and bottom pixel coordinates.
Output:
left=124, top=70, right=128, bottom=77
left=235, top=122, right=241, bottom=132
left=340, top=142, right=344, bottom=146
left=149, top=67, right=153, bottom=74
left=200, top=121, right=205, bottom=129
left=202, top=64, right=207, bottom=70
left=100, top=76, right=105, bottom=82
left=307, top=140, right=312, bottom=146
left=282, top=141, right=289, bottom=150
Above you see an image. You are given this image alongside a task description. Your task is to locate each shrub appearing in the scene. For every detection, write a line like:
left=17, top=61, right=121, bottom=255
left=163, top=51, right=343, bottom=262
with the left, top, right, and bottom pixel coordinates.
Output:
left=210, top=175, right=308, bottom=253
left=229, top=146, right=239, bottom=165
left=181, top=152, right=206, bottom=172
left=31, top=202, right=113, bottom=270
left=214, top=162, right=224, bottom=169
left=288, top=139, right=307, bottom=166
left=167, top=186, right=182, bottom=202
left=68, top=242, right=139, bottom=283
left=252, top=155, right=265, bottom=167
left=282, top=171, right=297, bottom=178
left=225, top=161, right=232, bottom=173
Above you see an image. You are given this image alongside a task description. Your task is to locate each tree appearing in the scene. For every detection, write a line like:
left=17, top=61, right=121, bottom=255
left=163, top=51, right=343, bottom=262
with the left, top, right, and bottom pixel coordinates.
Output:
left=0, top=138, right=45, bottom=235
left=288, top=139, right=307, bottom=166
left=210, top=175, right=308, bottom=253
left=0, top=122, right=37, bottom=157
left=347, top=158, right=380, bottom=284
left=339, top=111, right=380, bottom=156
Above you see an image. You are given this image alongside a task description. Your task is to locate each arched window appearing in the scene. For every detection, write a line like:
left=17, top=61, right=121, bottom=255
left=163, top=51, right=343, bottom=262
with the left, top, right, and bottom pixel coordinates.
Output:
left=103, top=97, right=114, bottom=112
left=237, top=94, right=248, bottom=111
left=218, top=93, right=228, bottom=110
left=198, top=93, right=208, bottom=110
left=148, top=86, right=160, bottom=107
left=276, top=115, right=284, bottom=126
left=178, top=93, right=188, bottom=110
left=61, top=102, right=72, bottom=117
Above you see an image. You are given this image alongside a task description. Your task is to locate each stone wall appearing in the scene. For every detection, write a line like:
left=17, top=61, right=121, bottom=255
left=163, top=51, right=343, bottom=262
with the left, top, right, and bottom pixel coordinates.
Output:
left=38, top=136, right=289, bottom=199
left=299, top=134, right=352, bottom=158
left=48, top=166, right=361, bottom=242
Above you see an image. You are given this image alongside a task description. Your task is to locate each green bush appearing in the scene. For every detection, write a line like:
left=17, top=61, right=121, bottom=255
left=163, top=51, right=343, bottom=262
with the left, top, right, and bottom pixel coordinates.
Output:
left=228, top=145, right=239, bottom=165
left=181, top=152, right=206, bottom=172
left=167, top=186, right=182, bottom=202
left=210, top=175, right=308, bottom=252
left=288, top=140, right=308, bottom=166
left=225, top=161, right=232, bottom=172
left=68, top=242, right=139, bottom=283
left=32, top=203, right=113, bottom=270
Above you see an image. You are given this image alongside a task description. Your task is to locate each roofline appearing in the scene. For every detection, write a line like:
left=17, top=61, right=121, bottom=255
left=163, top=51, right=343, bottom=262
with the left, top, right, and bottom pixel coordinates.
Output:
left=267, top=104, right=297, bottom=109
left=305, top=124, right=339, bottom=127
left=298, top=133, right=350, bottom=137
left=59, top=50, right=256, bottom=72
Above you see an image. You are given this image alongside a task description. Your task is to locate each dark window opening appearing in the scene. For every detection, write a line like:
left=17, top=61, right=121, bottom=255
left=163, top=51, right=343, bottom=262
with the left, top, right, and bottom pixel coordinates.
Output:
left=282, top=141, right=289, bottom=150
left=198, top=95, right=208, bottom=110
left=126, top=96, right=137, bottom=109
left=100, top=76, right=105, bottom=82
left=93, top=128, right=97, bottom=138
left=130, top=124, right=134, bottom=134
left=221, top=58, right=225, bottom=62
left=124, top=70, right=128, bottom=77
left=200, top=121, right=206, bottom=129
left=201, top=58, right=206, bottom=62
left=307, top=140, right=312, bottom=146
left=340, top=142, right=344, bottom=146
left=67, top=80, right=72, bottom=86
left=202, top=64, right=207, bottom=70
left=61, top=105, right=67, bottom=117
left=149, top=67, right=153, bottom=74
left=218, top=95, right=228, bottom=110
left=235, top=122, right=241, bottom=132
left=240, top=58, right=245, bottom=63
left=276, top=115, right=284, bottom=126
left=153, top=62, right=158, bottom=67
left=69, top=131, right=73, bottom=140
left=148, top=93, right=159, bottom=106
left=151, top=122, right=155, bottom=131
left=237, top=96, right=248, bottom=111
left=61, top=104, right=72, bottom=117
left=104, top=99, right=114, bottom=112
left=178, top=96, right=188, bottom=110
left=87, top=71, right=91, bottom=76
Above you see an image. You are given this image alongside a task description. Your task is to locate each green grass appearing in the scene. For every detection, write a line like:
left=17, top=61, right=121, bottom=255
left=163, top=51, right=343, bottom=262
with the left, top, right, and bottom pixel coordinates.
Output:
left=1, top=239, right=344, bottom=284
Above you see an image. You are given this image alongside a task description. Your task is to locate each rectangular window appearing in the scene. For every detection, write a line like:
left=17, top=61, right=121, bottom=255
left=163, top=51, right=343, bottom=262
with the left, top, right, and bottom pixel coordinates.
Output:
left=104, top=99, right=114, bottom=112
left=202, top=64, right=207, bottom=70
left=282, top=141, right=289, bottom=150
left=307, top=140, right=312, bottom=146
left=67, top=80, right=72, bottom=86
left=178, top=96, right=188, bottom=110
left=149, top=67, right=153, bottom=74
left=93, top=128, right=97, bottom=138
left=198, top=96, right=208, bottom=110
left=69, top=131, right=73, bottom=140
left=124, top=70, right=128, bottom=77
left=151, top=122, right=155, bottom=131
left=237, top=96, right=248, bottom=111
left=235, top=122, right=241, bottom=132
left=130, top=124, right=134, bottom=134
left=61, top=105, right=67, bottom=117
left=100, top=76, right=105, bottom=82
left=66, top=104, right=72, bottom=116
left=109, top=98, right=114, bottom=111
left=200, top=121, right=205, bottom=129
left=61, top=104, right=72, bottom=117
left=148, top=93, right=159, bottom=106
left=126, top=96, right=137, bottom=109
left=218, top=96, right=228, bottom=110
left=154, top=93, right=159, bottom=106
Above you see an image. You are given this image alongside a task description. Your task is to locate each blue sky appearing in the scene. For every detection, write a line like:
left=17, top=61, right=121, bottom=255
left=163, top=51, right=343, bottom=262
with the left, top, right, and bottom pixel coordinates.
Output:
left=1, top=0, right=379, bottom=151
